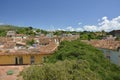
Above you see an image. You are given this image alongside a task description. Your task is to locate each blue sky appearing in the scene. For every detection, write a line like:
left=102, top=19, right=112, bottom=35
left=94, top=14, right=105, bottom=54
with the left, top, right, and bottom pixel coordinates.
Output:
left=0, top=0, right=120, bottom=31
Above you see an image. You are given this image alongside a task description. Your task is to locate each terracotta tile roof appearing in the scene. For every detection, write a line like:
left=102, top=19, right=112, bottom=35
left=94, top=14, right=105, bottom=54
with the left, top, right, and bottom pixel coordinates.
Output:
left=39, top=38, right=51, bottom=45
left=0, top=41, right=58, bottom=55
left=16, top=42, right=26, bottom=46
left=15, top=34, right=25, bottom=37
left=82, top=40, right=120, bottom=50
left=39, top=41, right=58, bottom=53
left=4, top=42, right=16, bottom=49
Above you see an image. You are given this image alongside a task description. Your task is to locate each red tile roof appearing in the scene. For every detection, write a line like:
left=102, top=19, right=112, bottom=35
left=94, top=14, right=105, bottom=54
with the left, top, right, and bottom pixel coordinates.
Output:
left=0, top=41, right=58, bottom=55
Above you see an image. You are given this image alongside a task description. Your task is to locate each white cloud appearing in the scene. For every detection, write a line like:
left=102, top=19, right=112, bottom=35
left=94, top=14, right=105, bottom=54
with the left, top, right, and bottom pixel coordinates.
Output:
left=98, top=16, right=120, bottom=31
left=57, top=28, right=65, bottom=31
left=56, top=16, right=120, bottom=32
left=66, top=26, right=75, bottom=31
left=83, top=25, right=98, bottom=31
left=76, top=27, right=84, bottom=31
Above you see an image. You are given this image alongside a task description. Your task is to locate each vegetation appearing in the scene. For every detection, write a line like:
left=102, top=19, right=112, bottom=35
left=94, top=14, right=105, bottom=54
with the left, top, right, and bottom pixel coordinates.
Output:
left=115, top=36, right=120, bottom=41
left=0, top=25, right=22, bottom=36
left=26, top=39, right=35, bottom=46
left=21, top=39, right=120, bottom=80
left=0, top=25, right=48, bottom=36
left=0, top=25, right=22, bottom=30
left=80, top=31, right=107, bottom=40
left=22, top=60, right=101, bottom=80
left=0, top=30, right=6, bottom=36
left=0, top=25, right=108, bottom=39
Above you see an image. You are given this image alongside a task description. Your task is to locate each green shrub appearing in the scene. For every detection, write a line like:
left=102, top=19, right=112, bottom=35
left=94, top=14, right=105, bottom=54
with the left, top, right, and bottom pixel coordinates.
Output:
left=6, top=70, right=14, bottom=75
left=21, top=60, right=101, bottom=80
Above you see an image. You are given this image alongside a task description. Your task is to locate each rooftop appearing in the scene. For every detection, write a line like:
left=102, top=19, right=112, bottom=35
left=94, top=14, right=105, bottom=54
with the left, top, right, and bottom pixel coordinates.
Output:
left=0, top=40, right=58, bottom=55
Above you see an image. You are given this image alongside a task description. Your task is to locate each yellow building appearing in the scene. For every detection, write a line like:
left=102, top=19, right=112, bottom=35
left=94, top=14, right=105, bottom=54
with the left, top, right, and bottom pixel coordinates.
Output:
left=0, top=49, right=52, bottom=65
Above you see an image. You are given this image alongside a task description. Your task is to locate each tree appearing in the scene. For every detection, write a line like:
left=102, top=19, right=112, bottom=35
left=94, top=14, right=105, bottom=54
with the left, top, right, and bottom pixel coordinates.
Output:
left=26, top=39, right=35, bottom=46
left=101, top=30, right=106, bottom=37
left=28, top=26, right=33, bottom=30
left=80, top=33, right=89, bottom=40
left=36, top=29, right=41, bottom=33
left=41, top=30, right=48, bottom=35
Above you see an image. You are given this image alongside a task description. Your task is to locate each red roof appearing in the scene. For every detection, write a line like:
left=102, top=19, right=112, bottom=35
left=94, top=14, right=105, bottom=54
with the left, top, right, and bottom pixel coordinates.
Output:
left=0, top=41, right=58, bottom=56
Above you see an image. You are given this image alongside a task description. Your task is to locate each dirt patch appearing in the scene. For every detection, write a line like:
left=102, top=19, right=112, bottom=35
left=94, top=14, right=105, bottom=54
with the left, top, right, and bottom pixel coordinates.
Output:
left=0, top=65, right=29, bottom=80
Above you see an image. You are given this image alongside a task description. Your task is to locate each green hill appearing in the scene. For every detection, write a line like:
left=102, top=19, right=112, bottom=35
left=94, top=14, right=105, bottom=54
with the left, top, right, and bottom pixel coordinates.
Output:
left=0, top=25, right=40, bottom=36
left=0, top=25, right=24, bottom=30
left=0, top=25, right=25, bottom=36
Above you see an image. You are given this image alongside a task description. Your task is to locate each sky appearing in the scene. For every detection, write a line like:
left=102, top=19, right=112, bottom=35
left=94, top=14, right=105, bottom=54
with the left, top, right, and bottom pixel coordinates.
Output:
left=0, top=0, right=120, bottom=31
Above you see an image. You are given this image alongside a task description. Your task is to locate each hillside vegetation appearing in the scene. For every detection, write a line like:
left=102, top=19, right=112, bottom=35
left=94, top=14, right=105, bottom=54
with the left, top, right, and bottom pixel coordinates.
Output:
left=0, top=25, right=24, bottom=36
left=21, top=39, right=120, bottom=80
left=0, top=25, right=23, bottom=30
left=0, top=25, right=42, bottom=36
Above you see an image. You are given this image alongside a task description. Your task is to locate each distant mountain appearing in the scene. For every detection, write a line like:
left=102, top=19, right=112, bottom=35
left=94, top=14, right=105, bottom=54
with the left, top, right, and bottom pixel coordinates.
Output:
left=0, top=25, right=24, bottom=31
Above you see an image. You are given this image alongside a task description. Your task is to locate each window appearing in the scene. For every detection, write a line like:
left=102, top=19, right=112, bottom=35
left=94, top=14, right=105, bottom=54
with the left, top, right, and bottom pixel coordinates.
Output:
left=19, top=56, right=23, bottom=65
left=30, top=56, right=35, bottom=64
